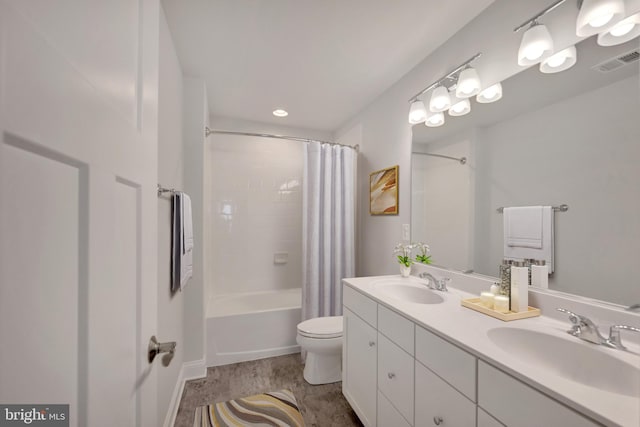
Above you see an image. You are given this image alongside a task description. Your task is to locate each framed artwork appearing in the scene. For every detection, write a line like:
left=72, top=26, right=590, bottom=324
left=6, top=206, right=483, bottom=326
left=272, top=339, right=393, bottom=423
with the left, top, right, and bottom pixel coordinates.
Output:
left=369, top=165, right=399, bottom=215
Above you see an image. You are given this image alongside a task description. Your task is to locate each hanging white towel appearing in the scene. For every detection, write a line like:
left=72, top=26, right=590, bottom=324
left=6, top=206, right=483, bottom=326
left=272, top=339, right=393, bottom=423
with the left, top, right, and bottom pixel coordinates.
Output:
left=503, top=206, right=554, bottom=273
left=180, top=193, right=193, bottom=288
left=505, top=206, right=543, bottom=249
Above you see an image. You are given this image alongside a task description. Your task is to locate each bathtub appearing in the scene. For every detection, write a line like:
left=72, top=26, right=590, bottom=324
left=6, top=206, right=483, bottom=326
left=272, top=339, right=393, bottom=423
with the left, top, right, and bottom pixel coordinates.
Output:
left=206, top=288, right=302, bottom=367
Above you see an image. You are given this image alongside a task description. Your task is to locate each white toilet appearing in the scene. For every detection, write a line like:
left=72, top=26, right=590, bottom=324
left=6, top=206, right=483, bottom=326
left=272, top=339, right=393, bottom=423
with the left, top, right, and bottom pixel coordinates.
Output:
left=296, top=316, right=343, bottom=385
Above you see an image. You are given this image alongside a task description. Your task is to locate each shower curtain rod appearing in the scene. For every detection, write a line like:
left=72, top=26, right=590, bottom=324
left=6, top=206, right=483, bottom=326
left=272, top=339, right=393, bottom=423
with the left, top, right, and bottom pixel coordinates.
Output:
left=412, top=151, right=467, bottom=165
left=205, top=127, right=359, bottom=151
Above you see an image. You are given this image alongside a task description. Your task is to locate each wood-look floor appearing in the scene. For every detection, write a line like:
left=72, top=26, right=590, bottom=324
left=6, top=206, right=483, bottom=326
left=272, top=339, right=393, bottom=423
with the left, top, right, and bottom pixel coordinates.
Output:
left=175, top=353, right=363, bottom=427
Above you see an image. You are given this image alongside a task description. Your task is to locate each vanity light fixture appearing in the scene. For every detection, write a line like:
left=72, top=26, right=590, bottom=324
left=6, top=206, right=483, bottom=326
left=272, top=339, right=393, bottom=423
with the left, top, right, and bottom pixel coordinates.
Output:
left=540, top=45, right=577, bottom=73
left=425, top=110, right=445, bottom=127
left=597, top=12, right=640, bottom=45
left=407, top=53, right=481, bottom=126
left=476, top=82, right=503, bottom=103
left=576, top=0, right=625, bottom=36
left=408, top=100, right=428, bottom=124
left=448, top=91, right=471, bottom=116
left=514, top=0, right=568, bottom=66
left=429, top=85, right=451, bottom=112
left=273, top=109, right=288, bottom=117
left=448, top=98, right=471, bottom=117
left=517, top=21, right=554, bottom=65
left=455, top=66, right=482, bottom=98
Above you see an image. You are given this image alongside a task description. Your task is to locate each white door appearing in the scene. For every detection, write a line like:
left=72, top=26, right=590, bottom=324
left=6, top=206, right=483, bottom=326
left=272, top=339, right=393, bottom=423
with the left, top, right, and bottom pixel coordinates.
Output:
left=0, top=1, right=159, bottom=426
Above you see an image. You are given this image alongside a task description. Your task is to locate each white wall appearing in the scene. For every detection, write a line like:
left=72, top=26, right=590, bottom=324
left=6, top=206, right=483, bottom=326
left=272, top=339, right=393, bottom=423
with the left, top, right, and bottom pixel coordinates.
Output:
left=412, top=130, right=475, bottom=271
left=474, top=76, right=640, bottom=304
left=206, top=118, right=331, bottom=299
left=157, top=8, right=184, bottom=424
left=182, top=77, right=209, bottom=362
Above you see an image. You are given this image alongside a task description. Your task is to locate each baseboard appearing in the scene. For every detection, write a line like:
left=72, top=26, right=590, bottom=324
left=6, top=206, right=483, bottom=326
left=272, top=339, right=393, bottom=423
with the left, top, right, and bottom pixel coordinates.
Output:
left=164, top=358, right=207, bottom=427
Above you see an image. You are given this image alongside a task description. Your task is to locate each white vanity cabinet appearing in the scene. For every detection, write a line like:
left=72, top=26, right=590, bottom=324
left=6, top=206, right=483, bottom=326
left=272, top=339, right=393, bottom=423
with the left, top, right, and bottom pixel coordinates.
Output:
left=477, top=361, right=600, bottom=427
left=343, top=286, right=378, bottom=427
left=377, top=306, right=415, bottom=425
left=342, top=284, right=604, bottom=427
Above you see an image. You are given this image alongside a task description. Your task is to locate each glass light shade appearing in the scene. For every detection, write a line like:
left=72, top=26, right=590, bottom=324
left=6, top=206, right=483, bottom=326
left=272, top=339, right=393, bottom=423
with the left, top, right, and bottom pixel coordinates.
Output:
left=597, top=13, right=640, bottom=46
left=518, top=23, right=554, bottom=66
left=540, top=46, right=577, bottom=73
left=425, top=110, right=445, bottom=127
left=576, top=0, right=625, bottom=37
left=408, top=100, right=427, bottom=124
left=429, top=86, right=451, bottom=112
left=476, top=82, right=503, bottom=103
left=455, top=68, right=481, bottom=98
left=448, top=98, right=471, bottom=117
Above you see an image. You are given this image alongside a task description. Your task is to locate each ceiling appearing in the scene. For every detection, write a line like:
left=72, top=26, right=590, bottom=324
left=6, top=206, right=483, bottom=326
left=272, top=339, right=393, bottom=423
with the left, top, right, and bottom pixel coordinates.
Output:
left=161, top=0, right=495, bottom=132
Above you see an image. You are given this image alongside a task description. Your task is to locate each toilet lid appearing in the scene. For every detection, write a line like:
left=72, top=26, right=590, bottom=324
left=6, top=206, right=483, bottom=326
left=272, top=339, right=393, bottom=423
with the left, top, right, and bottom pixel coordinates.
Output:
left=297, top=316, right=343, bottom=339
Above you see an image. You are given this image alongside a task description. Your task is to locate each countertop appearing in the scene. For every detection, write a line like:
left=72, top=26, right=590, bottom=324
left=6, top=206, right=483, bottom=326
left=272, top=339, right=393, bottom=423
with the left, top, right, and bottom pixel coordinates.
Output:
left=343, top=274, right=640, bottom=427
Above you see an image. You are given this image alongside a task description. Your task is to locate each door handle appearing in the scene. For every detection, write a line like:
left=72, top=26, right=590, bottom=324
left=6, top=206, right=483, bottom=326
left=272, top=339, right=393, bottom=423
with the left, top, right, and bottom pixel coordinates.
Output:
left=148, top=335, right=176, bottom=363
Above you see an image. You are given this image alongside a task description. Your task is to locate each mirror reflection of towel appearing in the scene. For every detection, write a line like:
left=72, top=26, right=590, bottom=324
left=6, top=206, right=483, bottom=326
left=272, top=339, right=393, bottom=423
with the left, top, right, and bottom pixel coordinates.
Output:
left=503, top=206, right=554, bottom=273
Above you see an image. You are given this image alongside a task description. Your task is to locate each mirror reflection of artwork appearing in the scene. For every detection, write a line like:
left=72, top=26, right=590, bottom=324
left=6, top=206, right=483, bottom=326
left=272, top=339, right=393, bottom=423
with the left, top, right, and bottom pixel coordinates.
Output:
left=370, top=165, right=399, bottom=215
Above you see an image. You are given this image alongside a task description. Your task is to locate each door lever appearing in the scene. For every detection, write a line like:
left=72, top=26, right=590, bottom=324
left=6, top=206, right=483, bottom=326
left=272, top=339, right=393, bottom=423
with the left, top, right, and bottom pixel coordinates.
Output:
left=148, top=335, right=177, bottom=363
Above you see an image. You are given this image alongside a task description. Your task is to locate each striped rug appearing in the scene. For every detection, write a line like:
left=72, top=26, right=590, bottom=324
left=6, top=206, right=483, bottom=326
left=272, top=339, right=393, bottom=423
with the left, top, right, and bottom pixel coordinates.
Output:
left=193, top=389, right=305, bottom=427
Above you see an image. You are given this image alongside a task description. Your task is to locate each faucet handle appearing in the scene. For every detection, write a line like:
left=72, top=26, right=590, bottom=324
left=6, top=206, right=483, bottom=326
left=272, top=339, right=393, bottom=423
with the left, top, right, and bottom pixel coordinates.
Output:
left=608, top=325, right=640, bottom=350
left=437, top=277, right=451, bottom=292
left=556, top=308, right=581, bottom=325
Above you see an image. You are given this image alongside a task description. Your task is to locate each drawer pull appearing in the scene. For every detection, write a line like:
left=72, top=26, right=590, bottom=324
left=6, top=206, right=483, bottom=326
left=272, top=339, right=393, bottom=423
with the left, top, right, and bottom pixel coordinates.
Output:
left=433, top=416, right=443, bottom=425
left=368, top=341, right=376, bottom=347
left=387, top=372, right=395, bottom=379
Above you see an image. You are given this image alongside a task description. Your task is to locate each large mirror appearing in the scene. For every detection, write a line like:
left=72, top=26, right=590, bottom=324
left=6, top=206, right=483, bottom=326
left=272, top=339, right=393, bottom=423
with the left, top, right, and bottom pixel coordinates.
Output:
left=411, top=37, right=640, bottom=306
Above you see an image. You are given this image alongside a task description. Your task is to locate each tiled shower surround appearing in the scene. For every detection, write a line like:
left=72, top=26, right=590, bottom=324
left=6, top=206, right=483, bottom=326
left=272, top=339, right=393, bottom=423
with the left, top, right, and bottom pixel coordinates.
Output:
left=209, top=135, right=303, bottom=296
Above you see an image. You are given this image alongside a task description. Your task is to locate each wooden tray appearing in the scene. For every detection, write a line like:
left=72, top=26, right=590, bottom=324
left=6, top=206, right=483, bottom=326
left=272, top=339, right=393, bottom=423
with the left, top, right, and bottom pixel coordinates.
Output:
left=461, top=297, right=540, bottom=321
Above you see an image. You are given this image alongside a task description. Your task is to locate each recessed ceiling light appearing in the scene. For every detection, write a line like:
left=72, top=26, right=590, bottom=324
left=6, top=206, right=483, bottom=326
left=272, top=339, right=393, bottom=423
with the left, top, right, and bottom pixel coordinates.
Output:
left=273, top=109, right=288, bottom=117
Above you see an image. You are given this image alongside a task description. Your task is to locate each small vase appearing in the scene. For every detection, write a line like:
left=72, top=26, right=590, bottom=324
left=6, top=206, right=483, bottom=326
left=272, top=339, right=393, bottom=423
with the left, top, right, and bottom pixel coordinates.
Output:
left=399, top=264, right=411, bottom=278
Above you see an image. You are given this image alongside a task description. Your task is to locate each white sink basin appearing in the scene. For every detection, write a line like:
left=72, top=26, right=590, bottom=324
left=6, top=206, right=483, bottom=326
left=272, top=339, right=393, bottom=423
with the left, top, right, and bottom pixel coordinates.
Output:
left=371, top=278, right=444, bottom=304
left=488, top=327, right=640, bottom=397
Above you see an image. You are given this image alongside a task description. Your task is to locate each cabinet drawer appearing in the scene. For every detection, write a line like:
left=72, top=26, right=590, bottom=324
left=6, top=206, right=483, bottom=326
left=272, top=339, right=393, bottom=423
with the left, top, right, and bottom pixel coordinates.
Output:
left=343, top=284, right=377, bottom=328
left=378, top=333, right=414, bottom=425
left=415, top=361, right=476, bottom=427
left=378, top=304, right=414, bottom=355
left=378, top=391, right=411, bottom=427
left=478, top=361, right=600, bottom=427
left=477, top=408, right=503, bottom=427
left=415, top=325, right=476, bottom=401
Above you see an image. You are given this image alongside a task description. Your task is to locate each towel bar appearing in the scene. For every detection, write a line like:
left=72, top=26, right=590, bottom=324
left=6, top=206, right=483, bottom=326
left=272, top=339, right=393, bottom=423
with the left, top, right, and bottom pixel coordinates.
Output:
left=497, top=204, right=568, bottom=213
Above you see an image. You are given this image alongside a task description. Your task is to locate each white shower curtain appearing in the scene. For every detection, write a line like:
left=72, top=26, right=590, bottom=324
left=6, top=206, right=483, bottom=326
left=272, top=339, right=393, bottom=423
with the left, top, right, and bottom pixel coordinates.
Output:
left=302, top=141, right=356, bottom=322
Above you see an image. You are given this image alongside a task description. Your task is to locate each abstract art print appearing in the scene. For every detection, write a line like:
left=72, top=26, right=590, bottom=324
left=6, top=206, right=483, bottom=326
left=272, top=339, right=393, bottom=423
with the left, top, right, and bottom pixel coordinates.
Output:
left=369, top=165, right=398, bottom=215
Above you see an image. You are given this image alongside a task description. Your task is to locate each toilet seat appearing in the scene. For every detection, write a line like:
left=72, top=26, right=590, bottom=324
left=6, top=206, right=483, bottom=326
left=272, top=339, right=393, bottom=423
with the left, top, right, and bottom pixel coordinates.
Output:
left=297, top=316, right=343, bottom=339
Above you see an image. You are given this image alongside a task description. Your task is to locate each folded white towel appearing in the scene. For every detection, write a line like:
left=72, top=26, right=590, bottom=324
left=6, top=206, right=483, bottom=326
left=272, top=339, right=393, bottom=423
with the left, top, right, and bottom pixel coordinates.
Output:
left=504, top=206, right=554, bottom=273
left=505, top=206, right=543, bottom=249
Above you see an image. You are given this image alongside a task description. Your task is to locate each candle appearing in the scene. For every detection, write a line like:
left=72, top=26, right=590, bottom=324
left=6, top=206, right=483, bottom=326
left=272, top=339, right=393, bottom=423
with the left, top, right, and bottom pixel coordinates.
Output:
left=494, top=295, right=510, bottom=313
left=480, top=292, right=495, bottom=309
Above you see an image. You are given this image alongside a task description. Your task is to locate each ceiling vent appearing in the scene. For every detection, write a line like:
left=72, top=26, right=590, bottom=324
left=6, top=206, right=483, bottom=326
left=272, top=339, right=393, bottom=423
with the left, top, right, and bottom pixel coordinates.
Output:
left=592, top=48, right=640, bottom=73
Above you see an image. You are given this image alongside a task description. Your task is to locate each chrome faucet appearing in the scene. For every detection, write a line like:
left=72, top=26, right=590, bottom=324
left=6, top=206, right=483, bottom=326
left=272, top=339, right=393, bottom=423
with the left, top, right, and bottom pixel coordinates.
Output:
left=557, top=308, right=640, bottom=350
left=607, top=325, right=640, bottom=350
left=557, top=308, right=607, bottom=346
left=626, top=303, right=640, bottom=312
left=418, top=272, right=450, bottom=292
